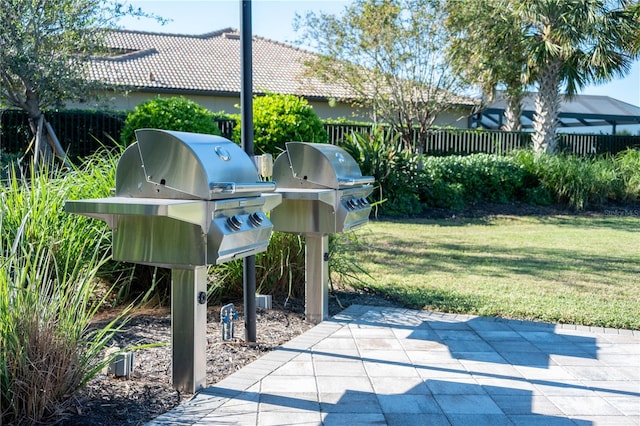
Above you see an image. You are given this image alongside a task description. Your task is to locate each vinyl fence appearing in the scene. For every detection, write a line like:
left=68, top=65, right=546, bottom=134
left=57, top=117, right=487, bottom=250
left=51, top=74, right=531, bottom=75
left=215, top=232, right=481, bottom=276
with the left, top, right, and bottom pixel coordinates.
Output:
left=329, top=127, right=640, bottom=156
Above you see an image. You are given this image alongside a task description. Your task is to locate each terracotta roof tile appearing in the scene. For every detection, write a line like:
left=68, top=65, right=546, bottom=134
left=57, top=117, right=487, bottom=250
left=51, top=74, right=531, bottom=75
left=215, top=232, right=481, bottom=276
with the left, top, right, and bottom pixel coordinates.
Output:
left=88, top=28, right=352, bottom=99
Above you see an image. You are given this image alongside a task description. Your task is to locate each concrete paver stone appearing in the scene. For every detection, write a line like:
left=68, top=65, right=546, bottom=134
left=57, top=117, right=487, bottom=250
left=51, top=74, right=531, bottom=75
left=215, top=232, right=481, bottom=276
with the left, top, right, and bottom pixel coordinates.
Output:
left=148, top=305, right=640, bottom=425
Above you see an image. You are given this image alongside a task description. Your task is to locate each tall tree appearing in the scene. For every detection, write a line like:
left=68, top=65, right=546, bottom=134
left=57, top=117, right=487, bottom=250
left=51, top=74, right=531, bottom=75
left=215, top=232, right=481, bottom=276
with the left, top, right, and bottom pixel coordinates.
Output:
left=518, top=0, right=640, bottom=153
left=444, top=0, right=528, bottom=131
left=295, top=0, right=469, bottom=150
left=0, top=0, right=153, bottom=166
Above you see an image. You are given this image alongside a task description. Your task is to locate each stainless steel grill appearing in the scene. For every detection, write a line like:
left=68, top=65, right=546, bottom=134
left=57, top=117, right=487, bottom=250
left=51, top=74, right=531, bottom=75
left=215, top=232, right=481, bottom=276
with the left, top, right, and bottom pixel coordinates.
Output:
left=67, top=129, right=279, bottom=268
left=271, top=142, right=374, bottom=323
left=65, top=129, right=281, bottom=393
left=271, top=142, right=374, bottom=234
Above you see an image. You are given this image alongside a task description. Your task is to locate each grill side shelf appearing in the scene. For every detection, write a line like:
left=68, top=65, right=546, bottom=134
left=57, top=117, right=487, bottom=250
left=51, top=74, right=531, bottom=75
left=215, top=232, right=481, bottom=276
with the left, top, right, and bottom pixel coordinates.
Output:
left=64, top=197, right=208, bottom=231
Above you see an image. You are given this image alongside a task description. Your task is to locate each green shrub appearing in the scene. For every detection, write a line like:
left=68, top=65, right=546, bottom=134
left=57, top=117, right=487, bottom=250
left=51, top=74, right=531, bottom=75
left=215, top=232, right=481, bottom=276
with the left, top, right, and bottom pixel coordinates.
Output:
left=1, top=155, right=115, bottom=271
left=210, top=232, right=306, bottom=304
left=120, top=97, right=221, bottom=146
left=209, top=229, right=368, bottom=307
left=419, top=154, right=529, bottom=210
left=0, top=161, right=127, bottom=424
left=341, top=127, right=422, bottom=216
left=534, top=153, right=620, bottom=210
left=422, top=179, right=467, bottom=210
left=508, top=150, right=553, bottom=205
left=424, top=150, right=636, bottom=212
left=614, top=148, right=640, bottom=202
left=232, top=93, right=328, bottom=154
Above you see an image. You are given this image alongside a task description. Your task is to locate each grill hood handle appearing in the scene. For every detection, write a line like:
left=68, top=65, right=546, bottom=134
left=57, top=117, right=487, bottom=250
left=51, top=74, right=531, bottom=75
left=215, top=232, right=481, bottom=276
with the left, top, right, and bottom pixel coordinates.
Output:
left=210, top=181, right=277, bottom=194
left=338, top=176, right=375, bottom=186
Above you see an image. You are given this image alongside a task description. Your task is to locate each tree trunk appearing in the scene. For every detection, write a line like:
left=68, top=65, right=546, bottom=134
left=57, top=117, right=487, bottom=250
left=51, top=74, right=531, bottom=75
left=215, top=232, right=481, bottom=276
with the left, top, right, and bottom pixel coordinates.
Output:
left=502, top=92, right=524, bottom=132
left=27, top=113, right=70, bottom=168
left=44, top=120, right=71, bottom=167
left=532, top=60, right=562, bottom=154
left=31, top=114, right=53, bottom=166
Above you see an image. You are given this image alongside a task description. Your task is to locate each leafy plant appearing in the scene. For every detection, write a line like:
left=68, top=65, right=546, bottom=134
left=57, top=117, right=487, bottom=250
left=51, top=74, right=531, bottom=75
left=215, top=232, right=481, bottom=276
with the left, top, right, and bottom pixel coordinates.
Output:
left=210, top=230, right=369, bottom=309
left=0, top=0, right=158, bottom=163
left=1, top=157, right=113, bottom=272
left=210, top=232, right=306, bottom=305
left=295, top=0, right=467, bottom=149
left=341, top=126, right=422, bottom=217
left=120, top=97, right=221, bottom=146
left=419, top=154, right=529, bottom=210
left=508, top=149, right=553, bottom=205
left=0, top=159, right=128, bottom=424
left=328, top=231, right=370, bottom=297
left=232, top=93, right=328, bottom=154
left=533, top=153, right=620, bottom=210
left=614, top=148, right=640, bottom=202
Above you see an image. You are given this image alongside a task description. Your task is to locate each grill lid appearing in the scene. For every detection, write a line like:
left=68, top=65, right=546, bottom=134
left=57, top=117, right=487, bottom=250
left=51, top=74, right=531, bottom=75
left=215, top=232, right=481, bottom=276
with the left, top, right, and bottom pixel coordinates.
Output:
left=273, top=142, right=374, bottom=189
left=116, top=129, right=275, bottom=200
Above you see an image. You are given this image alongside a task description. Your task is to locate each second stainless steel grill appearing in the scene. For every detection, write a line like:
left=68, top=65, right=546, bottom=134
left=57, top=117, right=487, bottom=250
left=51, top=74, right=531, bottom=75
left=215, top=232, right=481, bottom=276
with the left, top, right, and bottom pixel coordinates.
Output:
left=271, top=142, right=374, bottom=323
left=271, top=142, right=374, bottom=235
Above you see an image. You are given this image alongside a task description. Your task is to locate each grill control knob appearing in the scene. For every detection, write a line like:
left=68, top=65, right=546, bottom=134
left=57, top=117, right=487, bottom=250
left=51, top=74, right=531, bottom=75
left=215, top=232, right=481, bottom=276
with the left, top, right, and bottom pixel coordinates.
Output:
left=359, top=197, right=369, bottom=206
left=226, top=215, right=243, bottom=231
left=346, top=199, right=357, bottom=210
left=248, top=212, right=265, bottom=227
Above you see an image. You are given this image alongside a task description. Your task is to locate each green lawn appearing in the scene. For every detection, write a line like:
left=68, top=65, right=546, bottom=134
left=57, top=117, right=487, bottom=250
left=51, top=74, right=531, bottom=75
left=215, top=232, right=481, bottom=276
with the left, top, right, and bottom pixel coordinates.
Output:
left=349, top=214, right=640, bottom=329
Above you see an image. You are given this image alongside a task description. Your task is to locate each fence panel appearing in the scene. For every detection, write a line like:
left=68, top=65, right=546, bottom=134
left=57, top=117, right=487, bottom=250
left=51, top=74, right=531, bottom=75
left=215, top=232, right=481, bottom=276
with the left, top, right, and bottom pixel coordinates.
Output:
left=2, top=110, right=639, bottom=158
left=421, top=129, right=531, bottom=156
left=216, top=119, right=235, bottom=139
left=0, top=109, right=126, bottom=159
left=558, top=134, right=640, bottom=156
left=0, top=110, right=31, bottom=154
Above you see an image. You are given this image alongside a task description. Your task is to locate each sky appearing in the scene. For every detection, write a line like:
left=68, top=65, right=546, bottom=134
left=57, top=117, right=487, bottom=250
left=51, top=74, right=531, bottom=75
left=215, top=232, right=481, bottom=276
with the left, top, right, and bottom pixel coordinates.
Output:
left=117, top=0, right=640, bottom=108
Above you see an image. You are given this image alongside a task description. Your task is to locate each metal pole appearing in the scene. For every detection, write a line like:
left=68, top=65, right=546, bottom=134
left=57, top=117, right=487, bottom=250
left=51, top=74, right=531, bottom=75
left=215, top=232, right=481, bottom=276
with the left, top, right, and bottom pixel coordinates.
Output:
left=240, top=0, right=256, bottom=343
left=304, top=234, right=330, bottom=324
left=171, top=267, right=208, bottom=393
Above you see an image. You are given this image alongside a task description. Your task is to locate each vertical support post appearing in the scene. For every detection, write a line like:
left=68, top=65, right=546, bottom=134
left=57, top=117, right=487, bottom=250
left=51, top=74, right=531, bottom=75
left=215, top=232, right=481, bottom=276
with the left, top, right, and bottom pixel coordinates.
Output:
left=171, top=266, right=208, bottom=393
left=305, top=234, right=329, bottom=324
left=240, top=0, right=257, bottom=343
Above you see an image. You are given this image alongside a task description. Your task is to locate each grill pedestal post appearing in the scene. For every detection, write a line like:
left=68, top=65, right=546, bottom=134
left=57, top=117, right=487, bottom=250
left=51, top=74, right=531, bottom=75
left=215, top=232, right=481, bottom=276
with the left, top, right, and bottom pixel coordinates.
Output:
left=171, top=266, right=208, bottom=393
left=305, top=234, right=329, bottom=324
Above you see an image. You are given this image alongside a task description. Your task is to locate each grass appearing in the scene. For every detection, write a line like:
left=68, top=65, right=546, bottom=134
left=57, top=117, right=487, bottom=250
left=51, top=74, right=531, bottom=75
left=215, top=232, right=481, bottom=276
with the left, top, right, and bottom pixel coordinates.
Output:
left=349, top=213, right=640, bottom=330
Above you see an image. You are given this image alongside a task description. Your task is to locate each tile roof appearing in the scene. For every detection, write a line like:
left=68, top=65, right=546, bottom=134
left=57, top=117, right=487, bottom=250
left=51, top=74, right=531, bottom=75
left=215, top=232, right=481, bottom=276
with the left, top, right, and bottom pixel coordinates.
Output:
left=88, top=28, right=353, bottom=99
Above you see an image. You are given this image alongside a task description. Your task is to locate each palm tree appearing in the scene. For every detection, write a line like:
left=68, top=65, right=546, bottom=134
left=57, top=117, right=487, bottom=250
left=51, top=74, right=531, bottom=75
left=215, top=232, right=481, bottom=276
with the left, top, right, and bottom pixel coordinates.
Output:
left=517, top=0, right=640, bottom=154
left=445, top=0, right=528, bottom=131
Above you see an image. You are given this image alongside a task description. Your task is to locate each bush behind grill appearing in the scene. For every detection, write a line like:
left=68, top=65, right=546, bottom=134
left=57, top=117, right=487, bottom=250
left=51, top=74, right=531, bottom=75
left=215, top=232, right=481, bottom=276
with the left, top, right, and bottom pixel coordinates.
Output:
left=120, top=97, right=222, bottom=147
left=338, top=125, right=640, bottom=215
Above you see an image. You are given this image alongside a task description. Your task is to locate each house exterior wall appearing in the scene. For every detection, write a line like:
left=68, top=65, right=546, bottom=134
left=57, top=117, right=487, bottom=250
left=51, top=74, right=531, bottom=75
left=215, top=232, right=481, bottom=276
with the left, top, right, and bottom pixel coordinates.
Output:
left=433, top=109, right=471, bottom=129
left=71, top=90, right=472, bottom=129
